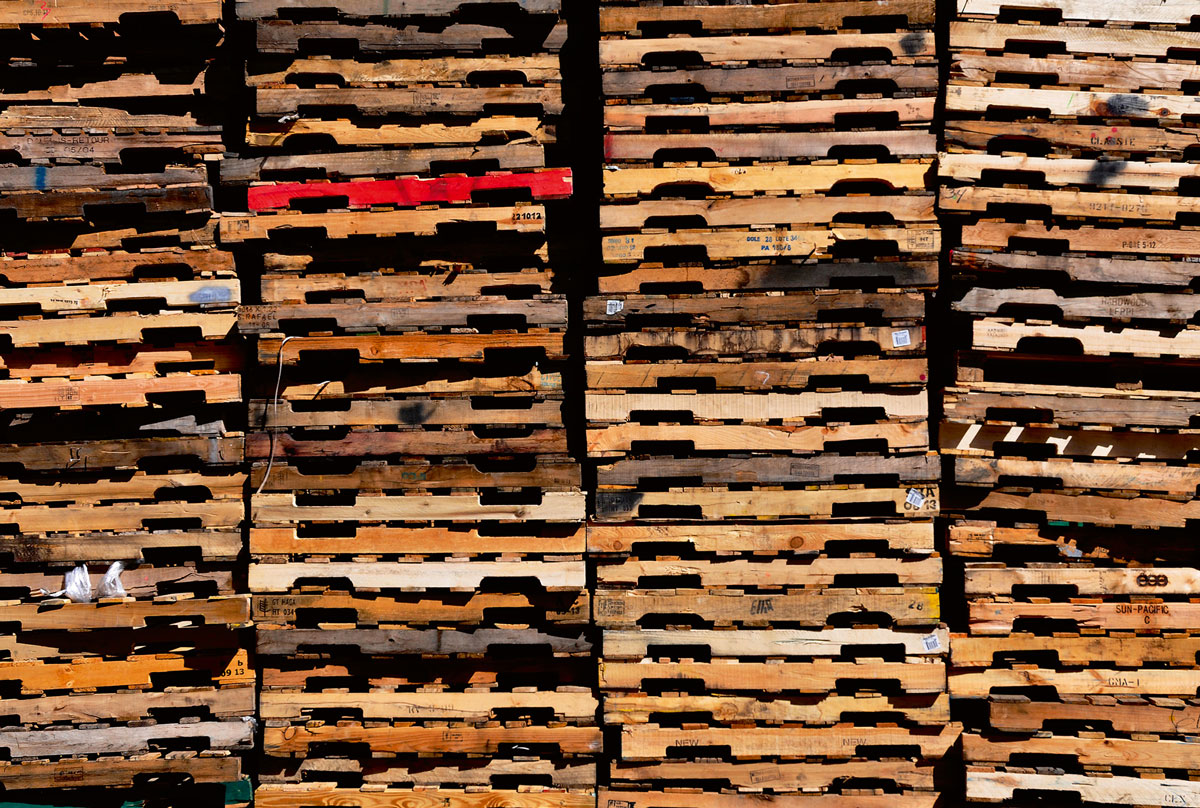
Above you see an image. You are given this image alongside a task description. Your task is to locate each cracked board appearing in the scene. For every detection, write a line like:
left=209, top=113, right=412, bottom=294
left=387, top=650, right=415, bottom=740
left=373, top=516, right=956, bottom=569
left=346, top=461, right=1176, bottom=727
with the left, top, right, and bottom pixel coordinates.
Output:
left=587, top=522, right=935, bottom=556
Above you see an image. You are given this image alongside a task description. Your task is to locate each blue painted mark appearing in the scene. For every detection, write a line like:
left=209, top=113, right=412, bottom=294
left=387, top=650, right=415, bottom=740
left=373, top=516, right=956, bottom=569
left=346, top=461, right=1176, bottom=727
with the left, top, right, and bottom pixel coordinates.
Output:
left=34, top=166, right=47, bottom=191
left=189, top=285, right=233, bottom=304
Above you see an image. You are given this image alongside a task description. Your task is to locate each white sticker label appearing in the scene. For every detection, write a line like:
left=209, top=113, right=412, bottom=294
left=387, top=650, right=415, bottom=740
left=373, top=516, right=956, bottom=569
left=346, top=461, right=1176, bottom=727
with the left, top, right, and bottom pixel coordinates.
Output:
left=922, top=633, right=943, bottom=652
left=606, top=299, right=624, bottom=315
left=905, top=488, right=926, bottom=509
left=892, top=329, right=912, bottom=348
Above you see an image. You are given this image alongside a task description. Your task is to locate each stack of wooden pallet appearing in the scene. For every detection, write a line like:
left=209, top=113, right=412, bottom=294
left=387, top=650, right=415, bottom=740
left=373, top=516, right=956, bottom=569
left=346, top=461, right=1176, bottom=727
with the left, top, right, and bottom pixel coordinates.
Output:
left=0, top=0, right=251, bottom=804
left=940, top=0, right=1200, bottom=805
left=222, top=1, right=592, bottom=805
left=591, top=1, right=953, bottom=806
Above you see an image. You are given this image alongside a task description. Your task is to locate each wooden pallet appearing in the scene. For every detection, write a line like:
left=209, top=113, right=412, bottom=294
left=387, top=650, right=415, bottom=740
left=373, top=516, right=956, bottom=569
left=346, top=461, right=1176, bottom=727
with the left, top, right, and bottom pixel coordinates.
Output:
left=258, top=758, right=594, bottom=787
left=599, top=1, right=935, bottom=35
left=254, top=787, right=592, bottom=808
left=248, top=559, right=585, bottom=593
left=607, top=760, right=936, bottom=792
left=595, top=587, right=940, bottom=627
left=0, top=107, right=222, bottom=163
left=587, top=522, right=936, bottom=556
left=251, top=591, right=589, bottom=626
left=968, top=767, right=1200, bottom=807
left=247, top=169, right=571, bottom=211
left=251, top=20, right=567, bottom=55
left=598, top=261, right=939, bottom=293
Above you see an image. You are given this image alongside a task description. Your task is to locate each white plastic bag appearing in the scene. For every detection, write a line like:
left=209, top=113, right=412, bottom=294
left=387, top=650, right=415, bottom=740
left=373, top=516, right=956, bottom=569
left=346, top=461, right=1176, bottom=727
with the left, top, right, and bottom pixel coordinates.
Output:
left=97, top=561, right=126, bottom=599
left=63, top=564, right=92, bottom=603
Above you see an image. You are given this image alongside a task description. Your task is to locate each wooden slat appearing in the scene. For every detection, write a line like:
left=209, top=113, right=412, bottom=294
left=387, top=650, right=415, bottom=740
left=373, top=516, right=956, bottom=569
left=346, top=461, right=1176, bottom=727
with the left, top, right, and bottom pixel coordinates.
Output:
left=587, top=523, right=935, bottom=555
left=600, top=660, right=945, bottom=693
